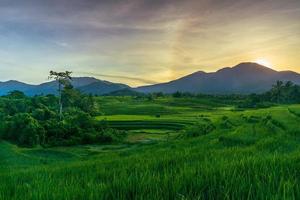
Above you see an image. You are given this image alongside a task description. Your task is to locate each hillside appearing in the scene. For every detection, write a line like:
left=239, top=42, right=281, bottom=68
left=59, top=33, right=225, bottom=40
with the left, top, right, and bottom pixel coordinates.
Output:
left=1, top=63, right=300, bottom=96
left=0, top=77, right=130, bottom=96
left=78, top=81, right=129, bottom=95
left=0, top=81, right=35, bottom=96
left=136, top=62, right=300, bottom=94
left=103, top=88, right=144, bottom=96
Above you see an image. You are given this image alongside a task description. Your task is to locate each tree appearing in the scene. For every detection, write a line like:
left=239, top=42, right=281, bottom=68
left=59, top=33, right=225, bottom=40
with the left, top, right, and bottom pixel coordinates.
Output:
left=4, top=113, right=45, bottom=147
left=79, top=94, right=98, bottom=115
left=7, top=90, right=27, bottom=99
left=285, top=81, right=293, bottom=88
left=61, top=84, right=80, bottom=107
left=282, top=81, right=294, bottom=103
left=173, top=91, right=183, bottom=98
left=48, top=71, right=72, bottom=119
left=271, top=81, right=284, bottom=103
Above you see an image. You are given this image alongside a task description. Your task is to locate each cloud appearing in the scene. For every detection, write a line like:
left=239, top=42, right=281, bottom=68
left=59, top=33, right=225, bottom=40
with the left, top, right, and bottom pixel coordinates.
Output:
left=76, top=71, right=158, bottom=85
left=0, top=0, right=299, bottom=85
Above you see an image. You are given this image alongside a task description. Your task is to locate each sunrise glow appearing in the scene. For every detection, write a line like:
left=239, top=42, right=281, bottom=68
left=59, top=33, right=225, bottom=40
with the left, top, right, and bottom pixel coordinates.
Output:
left=255, top=59, right=273, bottom=69
left=0, top=0, right=299, bottom=86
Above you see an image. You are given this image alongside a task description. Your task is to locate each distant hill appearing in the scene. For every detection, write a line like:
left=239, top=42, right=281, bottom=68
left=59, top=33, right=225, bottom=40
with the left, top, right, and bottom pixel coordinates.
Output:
left=78, top=81, right=129, bottom=95
left=104, top=88, right=144, bottom=96
left=0, top=81, right=35, bottom=96
left=135, top=62, right=300, bottom=94
left=0, top=77, right=131, bottom=96
left=1, top=63, right=300, bottom=96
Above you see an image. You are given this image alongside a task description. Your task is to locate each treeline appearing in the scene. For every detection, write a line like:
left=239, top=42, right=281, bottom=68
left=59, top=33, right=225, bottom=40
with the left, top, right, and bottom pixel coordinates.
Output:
left=144, top=91, right=246, bottom=104
left=239, top=81, right=300, bottom=108
left=146, top=81, right=300, bottom=108
left=0, top=87, right=126, bottom=147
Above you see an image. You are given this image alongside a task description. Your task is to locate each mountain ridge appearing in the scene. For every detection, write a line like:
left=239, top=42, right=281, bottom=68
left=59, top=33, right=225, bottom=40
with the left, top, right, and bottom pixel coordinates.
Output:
left=135, top=62, right=300, bottom=94
left=1, top=62, right=300, bottom=95
left=0, top=77, right=130, bottom=96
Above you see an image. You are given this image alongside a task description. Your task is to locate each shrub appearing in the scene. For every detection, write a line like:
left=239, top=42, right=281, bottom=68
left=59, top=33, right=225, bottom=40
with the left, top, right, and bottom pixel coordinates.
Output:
left=95, top=129, right=127, bottom=143
left=64, top=108, right=95, bottom=129
left=4, top=113, right=45, bottom=147
left=185, top=120, right=215, bottom=137
left=32, top=108, right=56, bottom=121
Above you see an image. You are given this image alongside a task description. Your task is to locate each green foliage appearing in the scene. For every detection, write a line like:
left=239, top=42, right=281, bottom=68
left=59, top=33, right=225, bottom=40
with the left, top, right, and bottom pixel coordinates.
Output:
left=219, top=115, right=234, bottom=129
left=239, top=81, right=300, bottom=108
left=62, top=85, right=99, bottom=114
left=0, top=87, right=120, bottom=147
left=172, top=91, right=183, bottom=98
left=3, top=113, right=45, bottom=147
left=185, top=119, right=215, bottom=137
left=6, top=90, right=27, bottom=99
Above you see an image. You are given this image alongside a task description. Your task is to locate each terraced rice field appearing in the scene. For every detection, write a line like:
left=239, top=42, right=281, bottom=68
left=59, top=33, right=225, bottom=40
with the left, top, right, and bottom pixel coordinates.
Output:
left=1, top=96, right=300, bottom=199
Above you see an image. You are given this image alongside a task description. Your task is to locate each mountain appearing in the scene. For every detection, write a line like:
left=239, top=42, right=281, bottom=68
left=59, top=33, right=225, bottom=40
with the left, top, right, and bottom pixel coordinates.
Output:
left=25, top=77, right=102, bottom=96
left=135, top=62, right=300, bottom=94
left=77, top=81, right=129, bottom=95
left=104, top=88, right=144, bottom=96
left=0, top=77, right=130, bottom=96
left=2, top=63, right=300, bottom=96
left=0, top=81, right=35, bottom=96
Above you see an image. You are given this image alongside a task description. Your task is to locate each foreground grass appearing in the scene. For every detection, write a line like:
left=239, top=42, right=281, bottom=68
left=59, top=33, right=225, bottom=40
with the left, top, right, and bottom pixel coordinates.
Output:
left=1, top=97, right=300, bottom=199
left=1, top=134, right=300, bottom=200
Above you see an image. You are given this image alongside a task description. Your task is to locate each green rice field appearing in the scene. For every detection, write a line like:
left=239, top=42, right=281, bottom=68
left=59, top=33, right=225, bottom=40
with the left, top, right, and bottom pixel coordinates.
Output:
left=1, top=96, right=300, bottom=199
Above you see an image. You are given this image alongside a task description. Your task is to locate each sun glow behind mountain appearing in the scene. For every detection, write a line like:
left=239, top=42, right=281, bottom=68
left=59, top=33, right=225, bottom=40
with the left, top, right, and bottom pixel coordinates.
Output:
left=255, top=59, right=273, bottom=69
left=0, top=0, right=299, bottom=86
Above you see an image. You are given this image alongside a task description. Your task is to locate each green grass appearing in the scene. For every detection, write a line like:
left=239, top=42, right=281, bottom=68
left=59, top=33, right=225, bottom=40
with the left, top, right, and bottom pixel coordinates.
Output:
left=1, top=97, right=300, bottom=199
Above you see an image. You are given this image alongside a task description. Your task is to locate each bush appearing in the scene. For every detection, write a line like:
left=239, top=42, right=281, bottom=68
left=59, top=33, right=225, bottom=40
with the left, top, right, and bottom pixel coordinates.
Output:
left=43, top=119, right=69, bottom=145
left=64, top=108, right=95, bottom=129
left=185, top=120, right=215, bottom=137
left=4, top=113, right=45, bottom=147
left=96, top=129, right=127, bottom=143
left=32, top=108, right=56, bottom=121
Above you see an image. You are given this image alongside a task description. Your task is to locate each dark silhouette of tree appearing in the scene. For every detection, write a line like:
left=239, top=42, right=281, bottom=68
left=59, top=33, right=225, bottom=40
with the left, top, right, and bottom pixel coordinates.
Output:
left=283, top=81, right=294, bottom=103
left=48, top=71, right=72, bottom=119
left=172, top=91, right=183, bottom=98
left=285, top=81, right=293, bottom=88
left=271, top=81, right=284, bottom=103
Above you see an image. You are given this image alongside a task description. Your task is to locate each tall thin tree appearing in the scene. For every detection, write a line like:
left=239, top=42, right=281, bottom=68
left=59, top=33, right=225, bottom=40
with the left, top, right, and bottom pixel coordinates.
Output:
left=271, top=80, right=283, bottom=103
left=49, top=71, right=72, bottom=119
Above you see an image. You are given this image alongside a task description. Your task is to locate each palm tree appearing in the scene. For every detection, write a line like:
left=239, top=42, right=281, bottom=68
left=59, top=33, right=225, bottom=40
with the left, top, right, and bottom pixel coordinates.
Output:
left=283, top=81, right=294, bottom=103
left=271, top=80, right=283, bottom=103
left=285, top=81, right=293, bottom=88
left=48, top=71, right=72, bottom=119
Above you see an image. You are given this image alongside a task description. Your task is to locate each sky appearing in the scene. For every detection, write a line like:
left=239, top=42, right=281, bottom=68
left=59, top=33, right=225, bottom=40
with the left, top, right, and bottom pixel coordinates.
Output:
left=0, top=0, right=300, bottom=86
